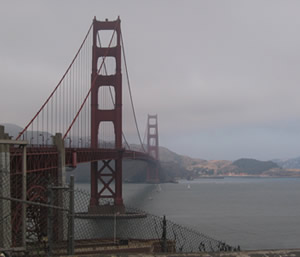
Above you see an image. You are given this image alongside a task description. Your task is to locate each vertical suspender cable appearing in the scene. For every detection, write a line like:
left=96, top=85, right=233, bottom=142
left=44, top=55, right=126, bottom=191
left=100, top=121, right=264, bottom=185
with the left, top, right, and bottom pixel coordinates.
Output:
left=16, top=22, right=93, bottom=140
left=63, top=26, right=117, bottom=140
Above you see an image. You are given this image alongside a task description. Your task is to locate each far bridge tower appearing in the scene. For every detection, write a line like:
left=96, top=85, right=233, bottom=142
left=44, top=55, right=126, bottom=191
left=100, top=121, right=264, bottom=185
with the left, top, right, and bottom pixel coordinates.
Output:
left=146, top=114, right=159, bottom=183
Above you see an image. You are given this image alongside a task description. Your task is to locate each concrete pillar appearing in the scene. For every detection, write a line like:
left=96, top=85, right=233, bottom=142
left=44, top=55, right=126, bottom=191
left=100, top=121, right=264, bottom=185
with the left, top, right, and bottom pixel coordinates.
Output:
left=53, top=133, right=66, bottom=186
left=52, top=133, right=67, bottom=240
left=0, top=125, right=12, bottom=249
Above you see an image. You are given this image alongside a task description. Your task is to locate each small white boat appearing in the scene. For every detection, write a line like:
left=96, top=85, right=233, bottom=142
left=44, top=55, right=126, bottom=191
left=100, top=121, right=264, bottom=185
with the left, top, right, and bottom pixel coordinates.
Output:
left=187, top=184, right=191, bottom=189
left=156, top=184, right=162, bottom=192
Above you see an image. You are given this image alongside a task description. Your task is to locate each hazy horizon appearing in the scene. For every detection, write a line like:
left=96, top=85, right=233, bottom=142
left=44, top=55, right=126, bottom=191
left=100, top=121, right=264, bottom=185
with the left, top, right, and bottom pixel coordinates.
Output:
left=1, top=1, right=300, bottom=160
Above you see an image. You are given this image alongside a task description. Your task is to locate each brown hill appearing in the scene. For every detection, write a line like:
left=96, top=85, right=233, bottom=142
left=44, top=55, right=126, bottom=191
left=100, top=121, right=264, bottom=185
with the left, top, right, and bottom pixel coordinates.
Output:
left=158, top=147, right=231, bottom=178
left=159, top=150, right=295, bottom=178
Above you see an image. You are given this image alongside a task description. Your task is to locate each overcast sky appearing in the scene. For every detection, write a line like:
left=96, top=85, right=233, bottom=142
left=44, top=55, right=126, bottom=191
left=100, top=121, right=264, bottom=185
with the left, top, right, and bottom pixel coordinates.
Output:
left=1, top=1, right=300, bottom=161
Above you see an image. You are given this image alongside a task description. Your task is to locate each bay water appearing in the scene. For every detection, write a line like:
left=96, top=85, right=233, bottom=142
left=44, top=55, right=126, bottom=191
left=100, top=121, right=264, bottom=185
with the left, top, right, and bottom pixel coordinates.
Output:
left=76, top=177, right=300, bottom=250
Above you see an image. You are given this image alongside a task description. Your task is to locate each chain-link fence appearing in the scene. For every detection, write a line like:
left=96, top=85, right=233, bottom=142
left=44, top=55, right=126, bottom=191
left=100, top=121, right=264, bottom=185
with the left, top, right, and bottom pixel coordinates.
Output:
left=2, top=180, right=239, bottom=256
left=1, top=139, right=238, bottom=256
left=73, top=188, right=239, bottom=254
left=25, top=183, right=72, bottom=257
left=0, top=137, right=71, bottom=256
left=1, top=163, right=73, bottom=257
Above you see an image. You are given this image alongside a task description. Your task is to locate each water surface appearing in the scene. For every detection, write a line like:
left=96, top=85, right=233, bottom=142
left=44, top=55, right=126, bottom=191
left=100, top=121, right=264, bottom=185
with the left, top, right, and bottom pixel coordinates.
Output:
left=77, top=177, right=300, bottom=250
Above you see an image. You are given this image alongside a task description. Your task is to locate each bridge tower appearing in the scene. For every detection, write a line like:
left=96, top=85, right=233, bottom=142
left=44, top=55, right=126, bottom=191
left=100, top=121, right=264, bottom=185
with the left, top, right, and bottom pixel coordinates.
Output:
left=146, top=114, right=159, bottom=183
left=89, top=17, right=124, bottom=213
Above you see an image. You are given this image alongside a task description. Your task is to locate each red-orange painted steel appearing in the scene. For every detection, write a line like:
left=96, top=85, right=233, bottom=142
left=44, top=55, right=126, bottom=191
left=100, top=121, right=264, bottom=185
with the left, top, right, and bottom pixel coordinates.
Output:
left=10, top=147, right=155, bottom=174
left=90, top=17, right=123, bottom=210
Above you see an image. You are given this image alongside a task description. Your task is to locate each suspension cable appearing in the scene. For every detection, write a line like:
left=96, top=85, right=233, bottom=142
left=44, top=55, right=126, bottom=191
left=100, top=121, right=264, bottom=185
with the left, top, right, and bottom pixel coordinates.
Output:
left=16, top=22, right=93, bottom=140
left=120, top=31, right=146, bottom=152
left=143, top=122, right=147, bottom=147
left=63, top=25, right=117, bottom=140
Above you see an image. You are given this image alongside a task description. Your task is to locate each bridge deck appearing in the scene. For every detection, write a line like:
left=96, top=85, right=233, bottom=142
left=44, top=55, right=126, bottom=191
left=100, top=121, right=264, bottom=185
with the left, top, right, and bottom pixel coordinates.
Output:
left=10, top=146, right=156, bottom=173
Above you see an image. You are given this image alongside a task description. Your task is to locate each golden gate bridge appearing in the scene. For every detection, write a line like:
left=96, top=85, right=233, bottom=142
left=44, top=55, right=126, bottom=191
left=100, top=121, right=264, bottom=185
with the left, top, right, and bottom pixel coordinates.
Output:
left=0, top=17, right=237, bottom=255
left=7, top=16, right=160, bottom=240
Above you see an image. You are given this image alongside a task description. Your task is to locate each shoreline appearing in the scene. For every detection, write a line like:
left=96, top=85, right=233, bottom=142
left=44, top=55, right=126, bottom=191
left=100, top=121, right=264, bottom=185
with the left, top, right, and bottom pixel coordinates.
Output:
left=195, top=175, right=300, bottom=179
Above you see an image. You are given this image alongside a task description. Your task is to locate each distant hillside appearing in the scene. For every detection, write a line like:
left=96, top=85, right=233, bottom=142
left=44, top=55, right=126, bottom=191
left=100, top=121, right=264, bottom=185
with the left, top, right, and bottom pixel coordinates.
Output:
left=231, top=158, right=280, bottom=175
left=174, top=156, right=300, bottom=178
left=2, top=123, right=300, bottom=180
left=0, top=123, right=53, bottom=144
left=0, top=123, right=23, bottom=138
left=273, top=157, right=300, bottom=169
left=186, top=159, right=233, bottom=176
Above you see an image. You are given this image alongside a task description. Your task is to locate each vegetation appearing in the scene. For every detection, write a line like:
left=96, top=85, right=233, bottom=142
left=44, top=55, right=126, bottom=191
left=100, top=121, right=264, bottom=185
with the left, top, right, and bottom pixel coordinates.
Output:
left=232, top=158, right=279, bottom=175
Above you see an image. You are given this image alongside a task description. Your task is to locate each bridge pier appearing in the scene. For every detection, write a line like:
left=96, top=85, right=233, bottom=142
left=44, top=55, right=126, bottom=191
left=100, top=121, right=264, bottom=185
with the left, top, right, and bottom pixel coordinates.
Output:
left=88, top=156, right=125, bottom=215
left=115, top=151, right=124, bottom=207
left=88, top=203, right=125, bottom=215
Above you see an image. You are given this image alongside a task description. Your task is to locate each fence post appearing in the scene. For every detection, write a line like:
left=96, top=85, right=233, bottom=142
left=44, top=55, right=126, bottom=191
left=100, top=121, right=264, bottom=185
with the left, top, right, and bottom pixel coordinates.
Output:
left=21, top=144, right=27, bottom=248
left=68, top=176, right=75, bottom=255
left=0, top=126, right=12, bottom=250
left=47, top=186, right=54, bottom=257
left=162, top=215, right=167, bottom=252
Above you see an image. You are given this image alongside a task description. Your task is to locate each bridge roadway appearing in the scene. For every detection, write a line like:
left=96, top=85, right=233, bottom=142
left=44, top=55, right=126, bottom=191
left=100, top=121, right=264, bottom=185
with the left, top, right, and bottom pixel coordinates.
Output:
left=66, top=148, right=156, bottom=166
left=10, top=146, right=156, bottom=174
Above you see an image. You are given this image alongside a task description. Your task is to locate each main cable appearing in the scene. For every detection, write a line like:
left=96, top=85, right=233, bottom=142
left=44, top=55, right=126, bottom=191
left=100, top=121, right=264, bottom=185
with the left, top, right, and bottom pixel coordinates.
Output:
left=16, top=22, right=93, bottom=140
left=63, top=25, right=118, bottom=140
left=120, top=31, right=145, bottom=152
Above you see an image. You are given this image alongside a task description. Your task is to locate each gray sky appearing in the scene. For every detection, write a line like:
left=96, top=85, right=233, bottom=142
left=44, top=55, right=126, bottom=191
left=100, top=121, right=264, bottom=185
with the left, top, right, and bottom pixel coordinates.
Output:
left=1, top=0, right=300, bottom=160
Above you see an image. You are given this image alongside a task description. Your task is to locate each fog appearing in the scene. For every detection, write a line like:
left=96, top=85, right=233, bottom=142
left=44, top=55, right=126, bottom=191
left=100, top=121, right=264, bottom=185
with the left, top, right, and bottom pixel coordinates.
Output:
left=1, top=0, right=300, bottom=160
